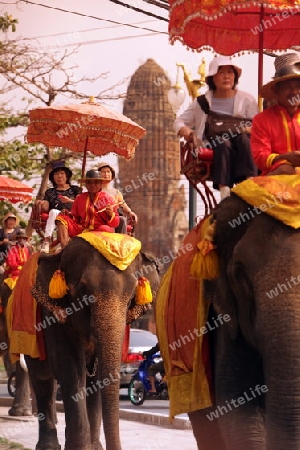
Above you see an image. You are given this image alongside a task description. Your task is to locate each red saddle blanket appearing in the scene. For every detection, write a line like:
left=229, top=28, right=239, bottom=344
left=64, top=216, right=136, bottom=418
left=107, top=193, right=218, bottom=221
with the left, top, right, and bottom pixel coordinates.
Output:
left=155, top=222, right=213, bottom=418
left=6, top=252, right=46, bottom=363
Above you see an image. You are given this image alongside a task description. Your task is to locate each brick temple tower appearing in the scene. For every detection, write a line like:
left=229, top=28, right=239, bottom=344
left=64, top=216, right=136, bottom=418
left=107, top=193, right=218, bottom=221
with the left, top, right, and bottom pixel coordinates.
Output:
left=118, top=59, right=188, bottom=272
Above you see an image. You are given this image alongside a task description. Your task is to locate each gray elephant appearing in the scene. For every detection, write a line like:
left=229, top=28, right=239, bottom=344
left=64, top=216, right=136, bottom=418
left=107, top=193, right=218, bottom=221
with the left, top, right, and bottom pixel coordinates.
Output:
left=159, top=193, right=300, bottom=450
left=26, top=236, right=160, bottom=450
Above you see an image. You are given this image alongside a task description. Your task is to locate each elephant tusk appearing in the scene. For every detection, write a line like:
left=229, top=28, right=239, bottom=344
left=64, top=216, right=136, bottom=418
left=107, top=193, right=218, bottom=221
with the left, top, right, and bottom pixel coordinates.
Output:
left=19, top=354, right=28, bottom=372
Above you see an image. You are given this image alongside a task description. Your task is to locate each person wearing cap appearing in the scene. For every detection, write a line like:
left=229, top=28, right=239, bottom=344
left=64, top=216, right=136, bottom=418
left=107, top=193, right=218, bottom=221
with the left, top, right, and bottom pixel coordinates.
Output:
left=4, top=229, right=32, bottom=279
left=251, top=53, right=300, bottom=175
left=0, top=213, right=21, bottom=266
left=55, top=169, right=120, bottom=249
left=174, top=56, right=258, bottom=200
left=98, top=162, right=138, bottom=234
left=35, top=161, right=82, bottom=254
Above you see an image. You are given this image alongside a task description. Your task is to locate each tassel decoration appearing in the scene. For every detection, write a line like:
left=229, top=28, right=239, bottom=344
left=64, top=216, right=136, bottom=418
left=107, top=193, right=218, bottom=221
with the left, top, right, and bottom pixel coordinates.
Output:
left=49, top=270, right=68, bottom=299
left=136, top=277, right=153, bottom=305
left=190, top=246, right=220, bottom=280
left=190, top=218, right=220, bottom=280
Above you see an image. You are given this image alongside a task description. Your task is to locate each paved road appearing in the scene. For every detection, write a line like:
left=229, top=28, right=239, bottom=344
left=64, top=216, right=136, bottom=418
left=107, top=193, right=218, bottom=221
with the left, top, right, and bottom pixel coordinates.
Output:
left=119, top=388, right=189, bottom=420
left=0, top=376, right=196, bottom=450
left=0, top=386, right=195, bottom=449
left=1, top=384, right=189, bottom=422
left=0, top=406, right=196, bottom=450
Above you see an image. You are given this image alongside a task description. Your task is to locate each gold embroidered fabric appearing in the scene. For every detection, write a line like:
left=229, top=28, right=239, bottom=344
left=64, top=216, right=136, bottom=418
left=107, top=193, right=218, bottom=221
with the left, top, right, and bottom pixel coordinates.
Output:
left=77, top=231, right=142, bottom=270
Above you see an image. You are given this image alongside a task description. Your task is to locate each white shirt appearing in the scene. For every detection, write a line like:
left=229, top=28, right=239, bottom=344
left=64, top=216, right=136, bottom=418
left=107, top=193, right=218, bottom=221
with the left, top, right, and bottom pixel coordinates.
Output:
left=173, top=89, right=259, bottom=145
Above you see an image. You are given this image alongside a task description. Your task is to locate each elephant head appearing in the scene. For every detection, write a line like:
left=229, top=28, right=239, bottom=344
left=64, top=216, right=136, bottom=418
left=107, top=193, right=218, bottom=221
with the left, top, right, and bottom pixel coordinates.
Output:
left=30, top=236, right=160, bottom=450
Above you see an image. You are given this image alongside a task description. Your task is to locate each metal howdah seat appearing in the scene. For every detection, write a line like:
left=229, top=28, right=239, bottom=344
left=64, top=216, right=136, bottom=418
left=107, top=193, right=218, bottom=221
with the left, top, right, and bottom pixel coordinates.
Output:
left=180, top=141, right=216, bottom=215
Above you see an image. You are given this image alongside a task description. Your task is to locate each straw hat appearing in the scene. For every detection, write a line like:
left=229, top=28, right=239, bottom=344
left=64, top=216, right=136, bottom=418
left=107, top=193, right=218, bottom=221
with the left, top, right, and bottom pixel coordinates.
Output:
left=260, top=53, right=300, bottom=100
left=98, top=162, right=116, bottom=180
left=205, top=56, right=242, bottom=82
left=2, top=212, right=20, bottom=227
left=274, top=52, right=300, bottom=71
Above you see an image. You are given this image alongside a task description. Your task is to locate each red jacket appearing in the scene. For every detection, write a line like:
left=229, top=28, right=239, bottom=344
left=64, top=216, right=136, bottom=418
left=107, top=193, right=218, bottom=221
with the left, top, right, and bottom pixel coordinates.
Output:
left=71, top=191, right=120, bottom=231
left=251, top=105, right=300, bottom=174
left=5, top=244, right=31, bottom=278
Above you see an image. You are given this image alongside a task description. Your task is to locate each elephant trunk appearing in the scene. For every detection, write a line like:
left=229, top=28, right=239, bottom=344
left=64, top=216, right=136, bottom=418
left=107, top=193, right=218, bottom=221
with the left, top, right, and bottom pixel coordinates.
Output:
left=257, top=292, right=300, bottom=450
left=91, top=295, right=127, bottom=450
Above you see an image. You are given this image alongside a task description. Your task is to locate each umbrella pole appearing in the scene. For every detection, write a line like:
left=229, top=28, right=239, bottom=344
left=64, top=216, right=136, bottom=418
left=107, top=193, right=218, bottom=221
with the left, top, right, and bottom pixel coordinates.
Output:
left=81, top=137, right=88, bottom=179
left=258, top=4, right=265, bottom=112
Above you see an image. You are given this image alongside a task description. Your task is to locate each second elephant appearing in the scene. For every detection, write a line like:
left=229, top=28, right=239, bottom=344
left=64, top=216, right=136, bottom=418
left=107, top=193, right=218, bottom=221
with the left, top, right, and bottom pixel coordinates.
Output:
left=27, top=237, right=160, bottom=450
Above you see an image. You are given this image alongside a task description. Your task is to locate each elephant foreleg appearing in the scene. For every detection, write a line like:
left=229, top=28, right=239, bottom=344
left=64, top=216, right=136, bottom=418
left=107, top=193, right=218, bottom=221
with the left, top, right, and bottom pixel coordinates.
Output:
left=9, top=360, right=32, bottom=417
left=188, top=408, right=227, bottom=450
left=26, top=357, right=60, bottom=450
left=214, top=333, right=266, bottom=450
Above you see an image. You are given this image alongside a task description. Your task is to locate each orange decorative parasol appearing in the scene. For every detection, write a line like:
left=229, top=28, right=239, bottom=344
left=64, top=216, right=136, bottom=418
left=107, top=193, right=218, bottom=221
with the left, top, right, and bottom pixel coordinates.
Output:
left=169, top=0, right=300, bottom=91
left=0, top=175, right=33, bottom=204
left=26, top=98, right=146, bottom=161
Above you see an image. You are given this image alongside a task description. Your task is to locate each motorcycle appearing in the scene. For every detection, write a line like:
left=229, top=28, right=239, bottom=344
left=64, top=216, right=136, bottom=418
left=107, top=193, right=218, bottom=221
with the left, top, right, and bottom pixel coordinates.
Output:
left=128, top=352, right=168, bottom=406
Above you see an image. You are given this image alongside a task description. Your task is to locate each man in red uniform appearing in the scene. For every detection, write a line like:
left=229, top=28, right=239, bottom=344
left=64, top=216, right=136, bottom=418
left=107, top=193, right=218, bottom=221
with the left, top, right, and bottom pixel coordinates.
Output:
left=5, top=229, right=32, bottom=279
left=251, top=52, right=300, bottom=175
left=56, top=169, right=120, bottom=249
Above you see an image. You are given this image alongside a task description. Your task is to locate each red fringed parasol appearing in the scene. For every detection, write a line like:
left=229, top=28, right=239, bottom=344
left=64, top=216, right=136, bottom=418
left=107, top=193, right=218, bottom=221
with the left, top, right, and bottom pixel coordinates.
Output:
left=0, top=175, right=33, bottom=204
left=169, top=0, right=300, bottom=90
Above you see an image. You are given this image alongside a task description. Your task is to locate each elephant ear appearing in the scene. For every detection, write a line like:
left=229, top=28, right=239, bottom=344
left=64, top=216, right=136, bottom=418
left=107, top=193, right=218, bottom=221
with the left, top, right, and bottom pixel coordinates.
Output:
left=205, top=270, right=239, bottom=340
left=141, top=251, right=160, bottom=274
left=210, top=194, right=256, bottom=340
left=32, top=253, right=64, bottom=312
left=228, top=258, right=257, bottom=348
left=125, top=251, right=160, bottom=325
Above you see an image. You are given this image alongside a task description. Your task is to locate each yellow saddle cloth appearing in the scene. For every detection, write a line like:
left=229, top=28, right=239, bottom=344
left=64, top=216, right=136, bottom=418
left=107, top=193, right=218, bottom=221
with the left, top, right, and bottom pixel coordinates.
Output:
left=232, top=174, right=300, bottom=229
left=77, top=231, right=141, bottom=271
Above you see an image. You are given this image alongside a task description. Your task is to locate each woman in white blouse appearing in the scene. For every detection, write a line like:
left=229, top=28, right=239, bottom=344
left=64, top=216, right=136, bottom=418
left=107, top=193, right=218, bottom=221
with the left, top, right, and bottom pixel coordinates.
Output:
left=174, top=56, right=259, bottom=200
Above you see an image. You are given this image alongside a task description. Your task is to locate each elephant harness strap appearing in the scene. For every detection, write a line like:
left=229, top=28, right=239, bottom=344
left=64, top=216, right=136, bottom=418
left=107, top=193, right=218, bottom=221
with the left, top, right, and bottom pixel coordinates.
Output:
left=180, top=140, right=217, bottom=216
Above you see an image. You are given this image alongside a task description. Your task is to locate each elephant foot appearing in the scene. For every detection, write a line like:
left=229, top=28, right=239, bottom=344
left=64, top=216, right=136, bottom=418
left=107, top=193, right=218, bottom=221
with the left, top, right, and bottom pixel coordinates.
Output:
left=35, top=428, right=60, bottom=449
left=9, top=406, right=32, bottom=417
left=65, top=443, right=103, bottom=450
left=92, top=441, right=104, bottom=450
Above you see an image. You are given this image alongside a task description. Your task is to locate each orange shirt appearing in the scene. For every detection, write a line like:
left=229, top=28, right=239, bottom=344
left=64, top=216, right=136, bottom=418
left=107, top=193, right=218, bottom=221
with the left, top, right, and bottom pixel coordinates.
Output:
left=71, top=191, right=119, bottom=231
left=251, top=104, right=300, bottom=174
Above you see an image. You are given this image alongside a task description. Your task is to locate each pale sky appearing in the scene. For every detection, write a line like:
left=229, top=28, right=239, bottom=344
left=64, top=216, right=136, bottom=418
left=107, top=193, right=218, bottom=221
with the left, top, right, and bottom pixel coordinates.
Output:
left=2, top=0, right=277, bottom=112
left=1, top=0, right=280, bottom=215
